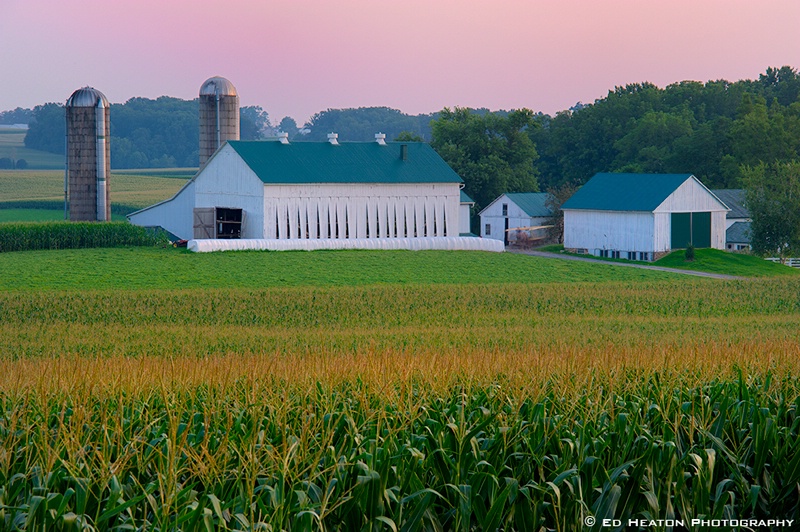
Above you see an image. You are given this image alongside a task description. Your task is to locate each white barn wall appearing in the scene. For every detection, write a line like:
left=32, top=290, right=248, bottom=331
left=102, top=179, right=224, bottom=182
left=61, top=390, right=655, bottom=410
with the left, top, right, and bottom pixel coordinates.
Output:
left=564, top=210, right=655, bottom=252
left=459, top=204, right=472, bottom=234
left=711, top=211, right=727, bottom=249
left=654, top=178, right=727, bottom=213
left=194, top=145, right=265, bottom=239
left=654, top=178, right=728, bottom=250
left=127, top=180, right=196, bottom=240
left=262, top=183, right=459, bottom=240
left=653, top=212, right=671, bottom=252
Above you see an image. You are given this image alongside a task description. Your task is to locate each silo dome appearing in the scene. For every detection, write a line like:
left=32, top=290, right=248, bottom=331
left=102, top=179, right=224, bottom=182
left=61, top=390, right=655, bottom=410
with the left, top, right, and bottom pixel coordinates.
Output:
left=66, top=87, right=109, bottom=108
left=200, top=77, right=238, bottom=97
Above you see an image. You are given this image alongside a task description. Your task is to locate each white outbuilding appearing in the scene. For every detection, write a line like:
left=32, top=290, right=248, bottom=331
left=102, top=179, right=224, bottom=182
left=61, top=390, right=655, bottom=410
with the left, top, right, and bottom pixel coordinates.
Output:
left=479, top=192, right=554, bottom=245
left=128, top=138, right=487, bottom=248
left=562, top=173, right=729, bottom=261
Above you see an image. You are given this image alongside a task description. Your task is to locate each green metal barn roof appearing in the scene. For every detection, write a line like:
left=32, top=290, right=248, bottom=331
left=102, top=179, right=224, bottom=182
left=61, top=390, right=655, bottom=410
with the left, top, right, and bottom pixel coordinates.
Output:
left=504, top=192, right=554, bottom=217
left=460, top=191, right=475, bottom=204
left=228, top=141, right=463, bottom=184
left=561, top=173, right=695, bottom=212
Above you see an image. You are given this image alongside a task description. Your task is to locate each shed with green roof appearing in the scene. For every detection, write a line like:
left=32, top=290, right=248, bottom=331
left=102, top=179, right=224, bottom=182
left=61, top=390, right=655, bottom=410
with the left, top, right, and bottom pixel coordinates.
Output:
left=479, top=192, right=554, bottom=245
left=562, top=173, right=729, bottom=260
left=128, top=138, right=465, bottom=242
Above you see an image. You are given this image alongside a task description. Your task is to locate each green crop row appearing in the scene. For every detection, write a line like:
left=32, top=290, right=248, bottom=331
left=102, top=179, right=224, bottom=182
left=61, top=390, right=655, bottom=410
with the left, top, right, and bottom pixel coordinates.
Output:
left=0, top=369, right=798, bottom=531
left=2, top=278, right=799, bottom=328
left=0, top=222, right=169, bottom=253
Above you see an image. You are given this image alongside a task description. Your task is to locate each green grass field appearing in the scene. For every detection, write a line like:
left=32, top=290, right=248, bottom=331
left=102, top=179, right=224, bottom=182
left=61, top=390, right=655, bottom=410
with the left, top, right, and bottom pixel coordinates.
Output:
left=538, top=244, right=799, bottom=277
left=0, top=128, right=65, bottom=169
left=0, top=169, right=187, bottom=220
left=0, top=247, right=681, bottom=291
left=657, top=248, right=799, bottom=276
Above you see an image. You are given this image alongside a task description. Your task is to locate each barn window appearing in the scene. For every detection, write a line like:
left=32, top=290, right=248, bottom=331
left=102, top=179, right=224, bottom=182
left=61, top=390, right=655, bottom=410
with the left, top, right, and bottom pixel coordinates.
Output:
left=639, top=252, right=649, bottom=261
left=502, top=204, right=508, bottom=216
left=612, top=250, right=620, bottom=259
left=627, top=251, right=636, bottom=260
left=485, top=224, right=491, bottom=235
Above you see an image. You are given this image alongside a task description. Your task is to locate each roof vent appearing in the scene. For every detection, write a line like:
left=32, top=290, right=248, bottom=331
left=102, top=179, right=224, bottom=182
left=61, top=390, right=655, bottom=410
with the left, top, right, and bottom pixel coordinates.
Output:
left=400, top=144, right=408, bottom=161
left=375, top=133, right=387, bottom=145
left=327, top=133, right=339, bottom=145
left=277, top=132, right=290, bottom=144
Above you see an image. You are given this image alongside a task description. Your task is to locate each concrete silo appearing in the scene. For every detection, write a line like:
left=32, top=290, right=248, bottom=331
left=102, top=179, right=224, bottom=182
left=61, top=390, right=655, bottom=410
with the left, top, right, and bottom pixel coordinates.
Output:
left=66, top=87, right=110, bottom=221
left=199, top=76, right=239, bottom=166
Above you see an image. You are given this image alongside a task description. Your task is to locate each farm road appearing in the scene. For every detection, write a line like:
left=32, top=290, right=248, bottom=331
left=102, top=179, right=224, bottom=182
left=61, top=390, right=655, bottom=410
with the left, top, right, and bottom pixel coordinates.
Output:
left=510, top=249, right=745, bottom=280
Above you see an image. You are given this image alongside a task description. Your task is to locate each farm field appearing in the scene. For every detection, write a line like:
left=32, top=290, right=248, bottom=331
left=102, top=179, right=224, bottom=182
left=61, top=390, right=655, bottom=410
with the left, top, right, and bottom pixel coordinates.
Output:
left=0, top=129, right=64, bottom=169
left=0, top=169, right=188, bottom=219
left=0, top=247, right=681, bottom=291
left=1, top=249, right=800, bottom=529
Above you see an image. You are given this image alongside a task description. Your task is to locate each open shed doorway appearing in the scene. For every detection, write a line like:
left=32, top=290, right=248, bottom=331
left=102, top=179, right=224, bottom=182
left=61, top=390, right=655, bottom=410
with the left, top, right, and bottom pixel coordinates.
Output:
left=193, top=207, right=244, bottom=239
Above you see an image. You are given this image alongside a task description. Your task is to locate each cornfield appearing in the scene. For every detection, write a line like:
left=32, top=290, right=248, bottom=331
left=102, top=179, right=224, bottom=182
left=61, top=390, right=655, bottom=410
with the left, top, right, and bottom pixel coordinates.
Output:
left=1, top=272, right=799, bottom=529
left=0, top=222, right=169, bottom=252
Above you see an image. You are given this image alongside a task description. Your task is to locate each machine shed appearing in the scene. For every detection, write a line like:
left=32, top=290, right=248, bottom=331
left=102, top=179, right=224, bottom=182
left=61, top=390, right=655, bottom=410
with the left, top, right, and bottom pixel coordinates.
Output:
left=562, top=173, right=729, bottom=261
left=479, top=192, right=554, bottom=245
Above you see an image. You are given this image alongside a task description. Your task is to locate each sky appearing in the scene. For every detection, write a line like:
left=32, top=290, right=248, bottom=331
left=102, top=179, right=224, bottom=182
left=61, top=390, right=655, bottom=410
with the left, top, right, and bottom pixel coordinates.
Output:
left=2, top=0, right=799, bottom=125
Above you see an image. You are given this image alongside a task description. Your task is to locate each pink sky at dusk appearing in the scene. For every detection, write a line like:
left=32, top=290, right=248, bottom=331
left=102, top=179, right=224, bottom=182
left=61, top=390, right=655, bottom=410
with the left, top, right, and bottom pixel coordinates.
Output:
left=2, top=0, right=798, bottom=125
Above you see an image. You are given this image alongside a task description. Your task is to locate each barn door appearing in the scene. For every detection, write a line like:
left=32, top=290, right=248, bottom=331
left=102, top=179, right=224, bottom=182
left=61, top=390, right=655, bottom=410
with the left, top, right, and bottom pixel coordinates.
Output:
left=671, top=212, right=711, bottom=249
left=671, top=213, right=691, bottom=249
left=691, top=212, right=711, bottom=248
left=193, top=208, right=216, bottom=239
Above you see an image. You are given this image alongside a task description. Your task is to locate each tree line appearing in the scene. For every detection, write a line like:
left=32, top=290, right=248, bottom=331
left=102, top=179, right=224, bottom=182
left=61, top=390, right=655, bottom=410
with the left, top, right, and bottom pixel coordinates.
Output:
left=12, top=67, right=800, bottom=254
left=22, top=98, right=271, bottom=169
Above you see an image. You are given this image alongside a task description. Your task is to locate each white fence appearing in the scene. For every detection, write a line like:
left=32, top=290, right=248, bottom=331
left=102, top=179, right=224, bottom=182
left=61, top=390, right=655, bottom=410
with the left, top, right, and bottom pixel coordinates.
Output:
left=765, top=257, right=800, bottom=268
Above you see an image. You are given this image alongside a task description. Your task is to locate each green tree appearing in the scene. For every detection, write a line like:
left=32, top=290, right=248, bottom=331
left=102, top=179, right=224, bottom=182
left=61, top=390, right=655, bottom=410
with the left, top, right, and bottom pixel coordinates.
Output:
left=0, top=107, right=33, bottom=125
left=394, top=131, right=424, bottom=142
left=24, top=103, right=65, bottom=154
left=279, top=117, right=299, bottom=139
left=303, top=107, right=433, bottom=141
left=240, top=106, right=270, bottom=140
left=431, top=107, right=539, bottom=209
left=544, top=181, right=579, bottom=244
left=742, top=161, right=800, bottom=261
left=612, top=110, right=694, bottom=173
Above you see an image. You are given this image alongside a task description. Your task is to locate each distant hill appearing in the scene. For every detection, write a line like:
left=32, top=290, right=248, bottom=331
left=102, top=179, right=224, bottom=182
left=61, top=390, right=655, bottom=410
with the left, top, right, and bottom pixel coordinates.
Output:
left=0, top=127, right=63, bottom=169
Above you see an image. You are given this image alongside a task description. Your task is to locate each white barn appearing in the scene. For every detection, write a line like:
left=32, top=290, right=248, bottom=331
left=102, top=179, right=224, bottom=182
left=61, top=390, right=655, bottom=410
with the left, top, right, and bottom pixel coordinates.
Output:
left=562, top=173, right=729, bottom=261
left=128, top=138, right=470, bottom=245
left=479, top=192, right=553, bottom=245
